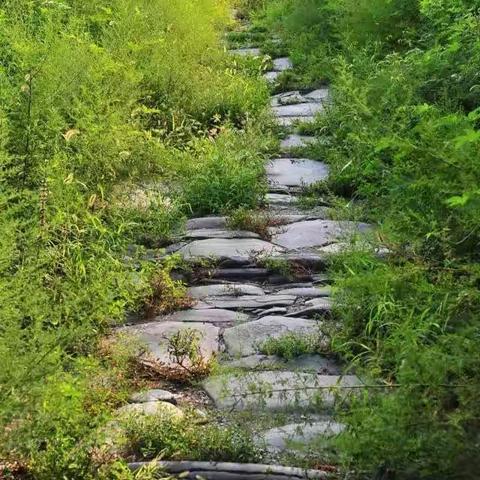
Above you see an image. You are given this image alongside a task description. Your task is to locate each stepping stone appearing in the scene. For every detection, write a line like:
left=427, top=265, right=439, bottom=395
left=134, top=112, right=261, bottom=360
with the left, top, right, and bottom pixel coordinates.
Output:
left=286, top=298, right=333, bottom=318
left=272, top=103, right=324, bottom=118
left=186, top=217, right=227, bottom=230
left=225, top=354, right=282, bottom=370
left=270, top=220, right=370, bottom=250
left=260, top=421, right=344, bottom=452
left=257, top=307, right=288, bottom=317
left=284, top=354, right=342, bottom=374
left=203, top=371, right=361, bottom=411
left=223, top=316, right=323, bottom=356
left=312, top=274, right=330, bottom=284
left=230, top=47, right=262, bottom=56
left=117, top=401, right=183, bottom=420
left=203, top=294, right=296, bottom=311
left=280, top=135, right=315, bottom=150
left=276, top=287, right=331, bottom=298
left=178, top=239, right=284, bottom=263
left=272, top=57, right=293, bottom=71
left=264, top=71, right=280, bottom=83
left=277, top=116, right=315, bottom=127
left=124, top=321, right=220, bottom=366
left=158, top=309, right=250, bottom=326
left=305, top=88, right=330, bottom=102
left=266, top=193, right=297, bottom=206
left=130, top=389, right=177, bottom=405
left=185, top=229, right=260, bottom=240
left=272, top=214, right=309, bottom=223
left=210, top=268, right=270, bottom=281
left=187, top=284, right=265, bottom=299
left=225, top=354, right=341, bottom=374
left=276, top=252, right=328, bottom=270
left=267, top=158, right=329, bottom=188
left=271, top=91, right=309, bottom=107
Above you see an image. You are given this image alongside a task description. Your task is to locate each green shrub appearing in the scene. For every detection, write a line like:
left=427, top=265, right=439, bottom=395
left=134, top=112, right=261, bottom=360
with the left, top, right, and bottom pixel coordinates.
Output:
left=255, top=0, right=480, bottom=476
left=260, top=332, right=326, bottom=360
left=0, top=0, right=270, bottom=477
left=123, top=412, right=260, bottom=463
left=180, top=130, right=268, bottom=215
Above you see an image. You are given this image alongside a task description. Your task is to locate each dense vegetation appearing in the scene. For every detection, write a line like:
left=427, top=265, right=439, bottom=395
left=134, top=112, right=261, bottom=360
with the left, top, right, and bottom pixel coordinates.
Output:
left=253, top=0, right=480, bottom=478
left=0, top=1, right=271, bottom=478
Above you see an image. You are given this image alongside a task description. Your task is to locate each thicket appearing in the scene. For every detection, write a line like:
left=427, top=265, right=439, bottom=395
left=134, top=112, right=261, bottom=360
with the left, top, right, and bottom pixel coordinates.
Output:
left=254, top=0, right=480, bottom=478
left=0, top=1, right=270, bottom=478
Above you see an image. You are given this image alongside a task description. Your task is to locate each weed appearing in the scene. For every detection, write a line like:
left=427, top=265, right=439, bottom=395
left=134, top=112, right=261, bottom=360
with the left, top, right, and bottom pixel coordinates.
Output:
left=259, top=332, right=327, bottom=360
left=122, top=412, right=260, bottom=463
left=228, top=207, right=283, bottom=240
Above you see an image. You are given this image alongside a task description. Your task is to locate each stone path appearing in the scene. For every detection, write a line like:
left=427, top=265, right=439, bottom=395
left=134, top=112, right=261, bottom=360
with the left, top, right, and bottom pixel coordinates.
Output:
left=124, top=38, right=369, bottom=475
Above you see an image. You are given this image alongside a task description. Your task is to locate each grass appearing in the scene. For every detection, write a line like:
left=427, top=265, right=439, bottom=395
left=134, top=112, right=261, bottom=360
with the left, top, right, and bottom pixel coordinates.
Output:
left=252, top=0, right=480, bottom=476
left=122, top=411, right=260, bottom=463
left=259, top=332, right=326, bottom=360
left=0, top=1, right=274, bottom=477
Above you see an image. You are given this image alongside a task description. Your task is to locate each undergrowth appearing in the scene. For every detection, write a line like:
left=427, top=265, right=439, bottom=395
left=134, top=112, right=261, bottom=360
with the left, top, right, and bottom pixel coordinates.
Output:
left=0, top=1, right=272, bottom=477
left=252, top=0, right=480, bottom=478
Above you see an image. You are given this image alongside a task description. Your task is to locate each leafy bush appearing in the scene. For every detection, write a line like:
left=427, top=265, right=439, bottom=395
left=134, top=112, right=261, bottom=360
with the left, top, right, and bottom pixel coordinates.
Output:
left=123, top=412, right=260, bottom=463
left=255, top=0, right=480, bottom=477
left=0, top=0, right=270, bottom=477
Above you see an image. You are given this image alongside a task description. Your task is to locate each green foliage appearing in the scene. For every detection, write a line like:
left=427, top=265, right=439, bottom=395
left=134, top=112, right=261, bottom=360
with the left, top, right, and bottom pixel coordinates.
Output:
left=179, top=129, right=269, bottom=215
left=255, top=0, right=480, bottom=477
left=0, top=0, right=270, bottom=477
left=123, top=412, right=260, bottom=463
left=260, top=332, right=325, bottom=360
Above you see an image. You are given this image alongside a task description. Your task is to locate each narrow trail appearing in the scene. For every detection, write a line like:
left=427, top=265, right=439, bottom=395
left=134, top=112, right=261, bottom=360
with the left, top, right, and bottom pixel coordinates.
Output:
left=125, top=21, right=370, bottom=480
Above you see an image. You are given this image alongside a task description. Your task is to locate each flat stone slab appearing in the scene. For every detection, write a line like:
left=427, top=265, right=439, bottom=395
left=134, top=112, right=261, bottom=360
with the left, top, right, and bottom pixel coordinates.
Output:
left=266, top=193, right=297, bottom=206
left=203, top=372, right=362, bottom=411
left=130, top=389, right=177, bottom=405
left=276, top=287, right=331, bottom=298
left=158, top=309, right=250, bottom=326
left=204, top=295, right=296, bottom=311
left=286, top=298, right=333, bottom=318
left=280, top=135, right=315, bottom=150
left=264, top=71, right=280, bottom=83
left=271, top=91, right=310, bottom=107
left=305, top=88, right=330, bottom=102
left=272, top=57, right=293, bottom=71
left=223, top=316, right=323, bottom=356
left=276, top=252, right=328, bottom=270
left=284, top=354, right=342, bottom=374
left=186, top=217, right=227, bottom=230
left=230, top=47, right=262, bottom=56
left=125, top=321, right=220, bottom=366
left=224, top=354, right=341, bottom=374
left=185, top=229, right=260, bottom=240
left=210, top=268, right=270, bottom=281
left=277, top=116, right=315, bottom=127
left=187, top=284, right=265, bottom=299
left=270, top=220, right=370, bottom=250
left=117, top=401, right=183, bottom=419
left=178, top=239, right=284, bottom=263
left=267, top=158, right=329, bottom=188
left=260, top=421, right=344, bottom=452
left=257, top=307, right=288, bottom=317
left=272, top=103, right=324, bottom=118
